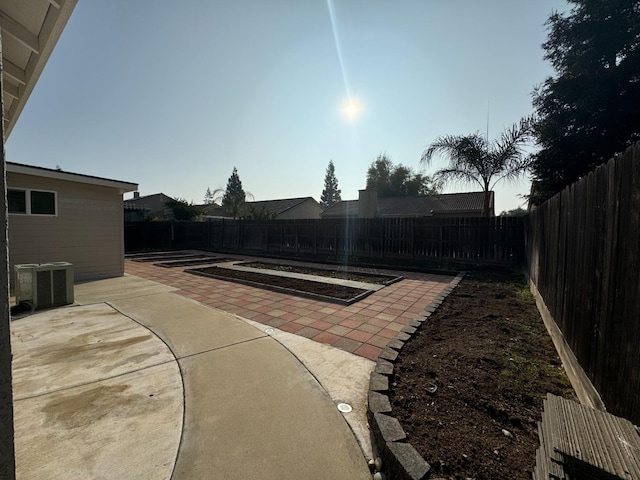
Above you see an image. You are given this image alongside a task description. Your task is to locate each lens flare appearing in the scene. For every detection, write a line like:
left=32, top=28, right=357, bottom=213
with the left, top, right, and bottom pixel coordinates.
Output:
left=343, top=101, right=359, bottom=118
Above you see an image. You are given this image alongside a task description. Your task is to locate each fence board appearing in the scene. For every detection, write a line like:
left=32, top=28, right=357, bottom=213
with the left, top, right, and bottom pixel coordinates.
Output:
left=126, top=216, right=524, bottom=265
left=526, top=141, right=640, bottom=425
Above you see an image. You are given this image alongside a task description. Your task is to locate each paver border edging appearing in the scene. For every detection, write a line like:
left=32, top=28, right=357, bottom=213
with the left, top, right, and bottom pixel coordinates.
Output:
left=367, top=272, right=466, bottom=480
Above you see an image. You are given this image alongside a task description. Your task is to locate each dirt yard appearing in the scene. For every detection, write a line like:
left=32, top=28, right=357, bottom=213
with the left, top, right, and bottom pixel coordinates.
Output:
left=389, top=270, right=575, bottom=479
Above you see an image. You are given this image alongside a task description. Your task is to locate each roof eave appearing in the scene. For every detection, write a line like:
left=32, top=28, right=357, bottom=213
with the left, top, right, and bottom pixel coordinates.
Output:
left=8, top=162, right=138, bottom=192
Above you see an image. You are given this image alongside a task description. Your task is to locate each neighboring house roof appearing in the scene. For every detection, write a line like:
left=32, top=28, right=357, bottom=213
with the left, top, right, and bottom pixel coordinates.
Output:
left=246, top=197, right=319, bottom=216
left=321, top=192, right=494, bottom=218
left=124, top=193, right=174, bottom=219
left=1, top=0, right=79, bottom=138
left=320, top=200, right=359, bottom=218
left=199, top=203, right=228, bottom=218
left=7, top=162, right=138, bottom=192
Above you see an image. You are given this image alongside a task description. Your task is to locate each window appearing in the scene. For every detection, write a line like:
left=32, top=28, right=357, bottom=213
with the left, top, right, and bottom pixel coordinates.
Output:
left=8, top=188, right=57, bottom=216
left=8, top=189, right=26, bottom=214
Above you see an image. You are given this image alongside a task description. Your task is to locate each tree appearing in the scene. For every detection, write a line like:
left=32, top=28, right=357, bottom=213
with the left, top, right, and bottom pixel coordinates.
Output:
left=242, top=205, right=277, bottom=220
left=221, top=167, right=247, bottom=219
left=421, top=117, right=534, bottom=217
left=531, top=1, right=640, bottom=204
left=164, top=197, right=203, bottom=221
left=320, top=160, right=341, bottom=208
left=366, top=154, right=439, bottom=197
left=203, top=187, right=215, bottom=204
left=500, top=207, right=527, bottom=217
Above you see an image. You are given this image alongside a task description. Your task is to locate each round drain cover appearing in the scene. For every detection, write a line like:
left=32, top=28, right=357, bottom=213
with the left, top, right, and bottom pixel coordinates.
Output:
left=265, top=328, right=274, bottom=335
left=337, top=403, right=352, bottom=413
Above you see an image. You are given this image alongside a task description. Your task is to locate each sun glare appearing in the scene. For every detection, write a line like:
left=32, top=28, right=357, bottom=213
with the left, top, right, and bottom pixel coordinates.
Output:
left=343, top=100, right=360, bottom=118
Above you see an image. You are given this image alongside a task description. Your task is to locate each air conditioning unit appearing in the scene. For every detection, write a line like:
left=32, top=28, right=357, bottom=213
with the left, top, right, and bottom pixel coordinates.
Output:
left=15, top=262, right=74, bottom=309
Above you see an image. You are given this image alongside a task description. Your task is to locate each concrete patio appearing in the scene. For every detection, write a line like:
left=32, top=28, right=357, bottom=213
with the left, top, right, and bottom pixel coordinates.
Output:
left=11, top=255, right=454, bottom=479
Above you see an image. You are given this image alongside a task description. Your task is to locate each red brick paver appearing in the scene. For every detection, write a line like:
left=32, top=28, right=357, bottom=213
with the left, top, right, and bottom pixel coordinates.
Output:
left=126, top=254, right=454, bottom=361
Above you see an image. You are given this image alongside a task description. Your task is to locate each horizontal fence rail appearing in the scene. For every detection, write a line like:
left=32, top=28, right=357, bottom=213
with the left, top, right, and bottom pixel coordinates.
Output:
left=526, top=141, right=640, bottom=424
left=125, top=216, right=524, bottom=265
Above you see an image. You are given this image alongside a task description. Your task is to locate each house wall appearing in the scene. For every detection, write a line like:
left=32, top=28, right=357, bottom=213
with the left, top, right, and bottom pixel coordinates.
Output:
left=277, top=199, right=323, bottom=219
left=7, top=172, right=126, bottom=284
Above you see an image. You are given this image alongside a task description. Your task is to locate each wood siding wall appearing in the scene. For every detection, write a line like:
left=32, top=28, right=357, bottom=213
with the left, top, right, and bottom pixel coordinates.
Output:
left=126, top=216, right=524, bottom=265
left=8, top=172, right=125, bottom=283
left=525, top=142, right=640, bottom=424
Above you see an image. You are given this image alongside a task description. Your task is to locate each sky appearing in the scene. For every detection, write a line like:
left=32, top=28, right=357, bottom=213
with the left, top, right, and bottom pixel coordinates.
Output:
left=7, top=0, right=569, bottom=214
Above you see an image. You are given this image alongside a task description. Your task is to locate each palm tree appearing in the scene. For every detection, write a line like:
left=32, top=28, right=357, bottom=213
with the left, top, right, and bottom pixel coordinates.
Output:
left=421, top=117, right=534, bottom=217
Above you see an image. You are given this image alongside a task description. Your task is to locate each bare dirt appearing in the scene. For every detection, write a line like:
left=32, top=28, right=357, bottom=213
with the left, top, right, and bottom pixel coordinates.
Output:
left=187, top=266, right=369, bottom=301
left=389, top=270, right=575, bottom=480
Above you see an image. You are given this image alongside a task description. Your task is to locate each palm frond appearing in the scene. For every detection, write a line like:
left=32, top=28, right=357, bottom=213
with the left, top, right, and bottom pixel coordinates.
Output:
left=434, top=168, right=485, bottom=189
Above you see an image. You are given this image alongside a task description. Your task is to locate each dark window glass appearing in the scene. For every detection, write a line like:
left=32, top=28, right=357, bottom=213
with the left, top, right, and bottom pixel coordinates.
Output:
left=8, top=189, right=26, bottom=213
left=30, top=191, right=56, bottom=215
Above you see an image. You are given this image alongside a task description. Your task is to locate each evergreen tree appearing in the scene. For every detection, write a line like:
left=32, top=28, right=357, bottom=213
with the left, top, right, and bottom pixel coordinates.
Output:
left=531, top=0, right=640, bottom=204
left=320, top=160, right=342, bottom=208
left=203, top=187, right=215, bottom=204
left=222, top=167, right=246, bottom=218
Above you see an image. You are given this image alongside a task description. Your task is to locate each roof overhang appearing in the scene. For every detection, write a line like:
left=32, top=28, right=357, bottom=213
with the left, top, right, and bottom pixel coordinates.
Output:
left=7, top=162, right=138, bottom=193
left=0, top=0, right=78, bottom=139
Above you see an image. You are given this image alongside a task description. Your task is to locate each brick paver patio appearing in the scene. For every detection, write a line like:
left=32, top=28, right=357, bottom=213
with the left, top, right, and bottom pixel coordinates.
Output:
left=126, top=254, right=455, bottom=361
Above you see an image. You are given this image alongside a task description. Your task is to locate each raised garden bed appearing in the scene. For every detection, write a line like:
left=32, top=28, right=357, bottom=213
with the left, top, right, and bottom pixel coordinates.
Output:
left=388, top=270, right=575, bottom=479
left=132, top=254, right=210, bottom=263
left=240, top=261, right=402, bottom=285
left=186, top=266, right=372, bottom=304
left=155, top=257, right=234, bottom=268
left=126, top=251, right=182, bottom=259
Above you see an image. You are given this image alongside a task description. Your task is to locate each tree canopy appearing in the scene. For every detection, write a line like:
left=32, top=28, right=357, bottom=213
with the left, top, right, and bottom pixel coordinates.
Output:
left=241, top=205, right=277, bottom=220
left=366, top=154, right=439, bottom=197
left=421, top=117, right=534, bottom=217
left=320, top=160, right=342, bottom=208
left=531, top=0, right=640, bottom=204
left=203, top=187, right=215, bottom=205
left=500, top=207, right=527, bottom=217
left=164, top=197, right=203, bottom=221
left=221, top=167, right=247, bottom=218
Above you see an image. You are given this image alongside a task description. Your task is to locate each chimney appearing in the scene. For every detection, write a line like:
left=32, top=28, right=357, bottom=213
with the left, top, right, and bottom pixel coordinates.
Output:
left=358, top=188, right=377, bottom=218
left=133, top=191, right=140, bottom=199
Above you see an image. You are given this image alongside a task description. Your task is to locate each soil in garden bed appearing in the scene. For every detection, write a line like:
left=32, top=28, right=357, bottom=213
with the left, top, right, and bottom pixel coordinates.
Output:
left=156, top=257, right=233, bottom=268
left=188, top=266, right=369, bottom=301
left=389, top=270, right=575, bottom=480
left=240, top=261, right=401, bottom=285
left=133, top=254, right=210, bottom=262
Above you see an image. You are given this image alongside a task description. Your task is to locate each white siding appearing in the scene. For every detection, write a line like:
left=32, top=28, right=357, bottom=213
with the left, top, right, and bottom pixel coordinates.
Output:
left=8, top=172, right=125, bottom=283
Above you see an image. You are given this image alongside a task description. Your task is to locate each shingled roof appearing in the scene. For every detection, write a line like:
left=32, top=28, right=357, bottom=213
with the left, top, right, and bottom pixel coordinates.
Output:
left=321, top=191, right=493, bottom=218
left=247, top=197, right=316, bottom=216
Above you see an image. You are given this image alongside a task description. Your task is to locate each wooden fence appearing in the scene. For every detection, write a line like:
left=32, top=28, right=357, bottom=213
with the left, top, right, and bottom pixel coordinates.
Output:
left=125, top=216, right=524, bottom=265
left=525, top=141, right=640, bottom=424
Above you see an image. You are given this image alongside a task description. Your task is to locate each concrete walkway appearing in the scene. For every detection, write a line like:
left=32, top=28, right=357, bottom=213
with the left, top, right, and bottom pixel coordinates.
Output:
left=12, top=275, right=372, bottom=479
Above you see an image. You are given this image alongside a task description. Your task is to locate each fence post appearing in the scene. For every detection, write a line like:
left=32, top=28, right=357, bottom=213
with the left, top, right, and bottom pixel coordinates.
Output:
left=313, top=221, right=317, bottom=255
left=280, top=223, right=284, bottom=252
left=410, top=218, right=415, bottom=259
left=265, top=223, right=269, bottom=251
